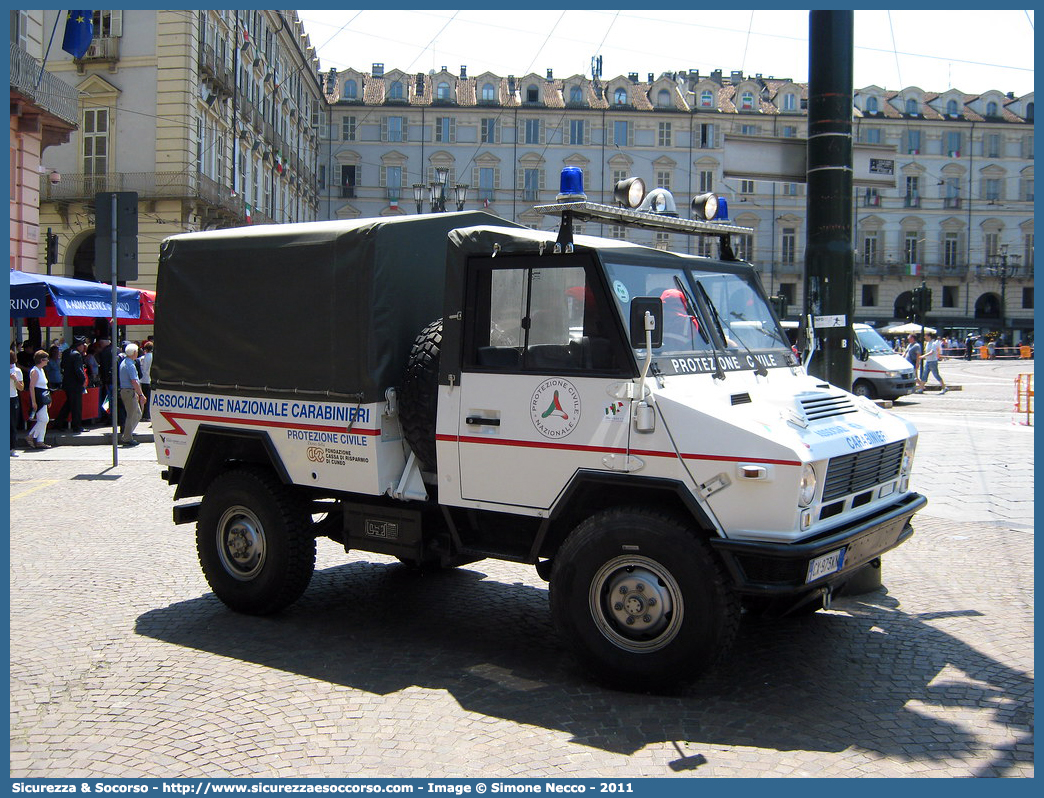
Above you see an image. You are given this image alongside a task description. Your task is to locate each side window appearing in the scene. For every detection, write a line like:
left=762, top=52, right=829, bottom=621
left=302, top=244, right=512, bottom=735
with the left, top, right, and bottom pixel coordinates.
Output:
left=466, top=258, right=627, bottom=374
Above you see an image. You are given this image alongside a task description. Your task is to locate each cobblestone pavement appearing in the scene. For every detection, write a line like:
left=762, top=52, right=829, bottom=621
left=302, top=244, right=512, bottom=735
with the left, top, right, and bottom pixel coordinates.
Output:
left=9, top=361, right=1033, bottom=778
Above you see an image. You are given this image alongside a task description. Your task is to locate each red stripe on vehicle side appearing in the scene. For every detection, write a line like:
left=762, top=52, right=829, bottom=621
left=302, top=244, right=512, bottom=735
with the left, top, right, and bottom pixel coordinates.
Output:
left=436, top=433, right=800, bottom=466
left=156, top=411, right=379, bottom=438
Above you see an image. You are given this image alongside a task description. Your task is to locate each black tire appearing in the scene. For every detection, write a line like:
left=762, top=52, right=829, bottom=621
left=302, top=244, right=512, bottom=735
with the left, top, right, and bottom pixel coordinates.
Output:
left=549, top=507, right=740, bottom=691
left=401, top=318, right=442, bottom=472
left=196, top=468, right=315, bottom=615
left=852, top=380, right=877, bottom=399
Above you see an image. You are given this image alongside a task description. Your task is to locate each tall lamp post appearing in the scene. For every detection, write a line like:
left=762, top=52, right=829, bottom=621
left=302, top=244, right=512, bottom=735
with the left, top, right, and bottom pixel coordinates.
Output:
left=412, top=167, right=468, bottom=213
left=990, top=243, right=1021, bottom=340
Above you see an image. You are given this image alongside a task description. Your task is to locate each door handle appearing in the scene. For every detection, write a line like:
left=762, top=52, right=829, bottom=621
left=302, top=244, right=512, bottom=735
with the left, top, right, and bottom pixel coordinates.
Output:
left=465, top=416, right=501, bottom=426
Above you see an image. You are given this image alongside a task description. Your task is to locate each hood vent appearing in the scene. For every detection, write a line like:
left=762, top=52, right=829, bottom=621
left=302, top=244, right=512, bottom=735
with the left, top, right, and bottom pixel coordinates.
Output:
left=798, top=393, right=857, bottom=422
left=730, top=392, right=752, bottom=405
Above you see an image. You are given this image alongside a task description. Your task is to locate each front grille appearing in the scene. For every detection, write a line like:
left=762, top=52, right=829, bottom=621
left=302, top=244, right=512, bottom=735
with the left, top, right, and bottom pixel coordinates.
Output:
left=822, top=441, right=905, bottom=502
left=799, top=393, right=858, bottom=421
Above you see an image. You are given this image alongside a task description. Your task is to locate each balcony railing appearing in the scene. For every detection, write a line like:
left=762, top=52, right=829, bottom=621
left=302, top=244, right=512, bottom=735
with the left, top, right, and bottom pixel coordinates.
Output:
left=9, top=43, right=79, bottom=127
left=79, top=36, right=119, bottom=63
left=943, top=197, right=962, bottom=209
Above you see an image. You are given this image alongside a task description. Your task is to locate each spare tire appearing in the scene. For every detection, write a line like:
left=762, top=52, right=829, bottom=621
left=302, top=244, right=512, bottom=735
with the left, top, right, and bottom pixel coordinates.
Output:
left=400, top=318, right=442, bottom=471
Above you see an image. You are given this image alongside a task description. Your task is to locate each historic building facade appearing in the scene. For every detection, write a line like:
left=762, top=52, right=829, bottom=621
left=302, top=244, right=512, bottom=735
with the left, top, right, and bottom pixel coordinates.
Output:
left=36, top=10, right=325, bottom=303
left=319, top=65, right=1033, bottom=339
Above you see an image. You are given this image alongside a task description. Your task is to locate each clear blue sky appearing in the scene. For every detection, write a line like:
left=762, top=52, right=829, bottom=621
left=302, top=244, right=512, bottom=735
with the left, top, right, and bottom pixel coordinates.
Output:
left=298, top=9, right=1034, bottom=98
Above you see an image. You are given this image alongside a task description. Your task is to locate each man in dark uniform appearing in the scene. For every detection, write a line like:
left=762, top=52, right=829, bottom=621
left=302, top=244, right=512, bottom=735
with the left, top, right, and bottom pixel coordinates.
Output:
left=54, top=336, right=89, bottom=432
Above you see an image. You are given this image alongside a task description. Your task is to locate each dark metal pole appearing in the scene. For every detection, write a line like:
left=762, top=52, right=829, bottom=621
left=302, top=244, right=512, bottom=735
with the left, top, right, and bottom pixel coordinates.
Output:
left=803, top=10, right=855, bottom=390
left=110, top=193, right=119, bottom=467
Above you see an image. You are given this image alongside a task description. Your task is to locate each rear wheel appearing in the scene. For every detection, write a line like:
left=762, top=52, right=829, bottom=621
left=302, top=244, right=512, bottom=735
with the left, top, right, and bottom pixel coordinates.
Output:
left=549, top=507, right=739, bottom=691
left=196, top=468, right=315, bottom=615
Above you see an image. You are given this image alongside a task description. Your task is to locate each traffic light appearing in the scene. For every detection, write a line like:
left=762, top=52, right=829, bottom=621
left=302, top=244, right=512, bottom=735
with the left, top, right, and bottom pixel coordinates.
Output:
left=909, top=285, right=933, bottom=321
left=45, top=230, right=58, bottom=266
left=769, top=294, right=789, bottom=320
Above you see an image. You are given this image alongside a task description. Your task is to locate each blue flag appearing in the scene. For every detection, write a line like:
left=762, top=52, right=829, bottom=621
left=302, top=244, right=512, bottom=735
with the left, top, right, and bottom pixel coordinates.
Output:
left=61, top=10, right=94, bottom=59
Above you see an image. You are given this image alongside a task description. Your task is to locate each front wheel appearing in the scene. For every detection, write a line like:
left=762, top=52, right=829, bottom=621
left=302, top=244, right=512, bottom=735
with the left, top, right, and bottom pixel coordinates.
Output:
left=549, top=507, right=739, bottom=691
left=852, top=380, right=877, bottom=399
left=196, top=468, right=315, bottom=615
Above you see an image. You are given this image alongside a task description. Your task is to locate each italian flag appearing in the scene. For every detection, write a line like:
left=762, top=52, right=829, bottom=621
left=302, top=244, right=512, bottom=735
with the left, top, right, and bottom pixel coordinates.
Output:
left=245, top=202, right=252, bottom=224
left=908, top=263, right=920, bottom=276
left=275, top=152, right=284, bottom=175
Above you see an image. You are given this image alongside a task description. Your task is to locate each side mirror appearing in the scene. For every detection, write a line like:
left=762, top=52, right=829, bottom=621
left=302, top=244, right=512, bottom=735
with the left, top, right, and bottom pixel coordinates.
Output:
left=855, top=343, right=869, bottom=362
left=629, top=297, right=663, bottom=349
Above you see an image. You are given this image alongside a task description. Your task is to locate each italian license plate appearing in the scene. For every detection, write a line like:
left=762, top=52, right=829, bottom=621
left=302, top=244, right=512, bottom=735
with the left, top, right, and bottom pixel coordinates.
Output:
left=806, top=547, right=846, bottom=583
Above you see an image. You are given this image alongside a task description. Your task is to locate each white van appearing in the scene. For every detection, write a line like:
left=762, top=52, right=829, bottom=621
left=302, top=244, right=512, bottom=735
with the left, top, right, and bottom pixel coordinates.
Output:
left=782, top=322, right=917, bottom=400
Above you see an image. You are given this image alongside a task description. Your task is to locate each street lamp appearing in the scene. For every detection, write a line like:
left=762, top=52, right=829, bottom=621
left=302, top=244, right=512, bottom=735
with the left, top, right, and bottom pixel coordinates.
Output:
left=453, top=183, right=469, bottom=212
left=989, top=244, right=1021, bottom=339
left=412, top=183, right=426, bottom=214
left=432, top=166, right=449, bottom=213
left=414, top=168, right=469, bottom=213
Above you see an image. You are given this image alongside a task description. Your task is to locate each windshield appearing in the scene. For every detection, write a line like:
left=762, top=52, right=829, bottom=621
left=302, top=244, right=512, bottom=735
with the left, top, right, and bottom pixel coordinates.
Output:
left=603, top=260, right=789, bottom=356
left=855, top=325, right=894, bottom=355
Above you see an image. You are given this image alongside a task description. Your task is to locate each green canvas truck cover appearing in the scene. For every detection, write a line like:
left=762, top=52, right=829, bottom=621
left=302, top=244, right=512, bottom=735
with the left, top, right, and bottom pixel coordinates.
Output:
left=154, top=211, right=513, bottom=403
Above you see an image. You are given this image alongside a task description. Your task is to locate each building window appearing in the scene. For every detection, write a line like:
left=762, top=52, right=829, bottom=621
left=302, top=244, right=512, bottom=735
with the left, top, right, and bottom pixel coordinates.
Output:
left=782, top=183, right=799, bottom=196
left=778, top=283, right=796, bottom=306
left=946, top=99, right=959, bottom=116
left=861, top=285, right=877, bottom=307
left=782, top=125, right=797, bottom=138
left=527, top=84, right=539, bottom=103
left=1025, top=234, right=1035, bottom=269
left=1022, top=287, right=1033, bottom=309
left=342, top=115, right=356, bottom=141
left=944, top=233, right=960, bottom=267
left=740, top=92, right=754, bottom=111
left=699, top=170, right=713, bottom=193
left=482, top=83, right=496, bottom=102
left=435, top=117, right=455, bottom=143
left=569, top=85, right=583, bottom=104
left=864, top=188, right=881, bottom=207
left=389, top=81, right=404, bottom=100
left=343, top=79, right=357, bottom=100
left=865, top=96, right=878, bottom=113
left=942, top=285, right=958, bottom=308
left=699, top=123, right=716, bottom=149
left=863, top=233, right=878, bottom=264
left=609, top=225, right=626, bottom=240
left=904, top=232, right=920, bottom=265
left=436, top=82, right=450, bottom=100
left=986, top=101, right=998, bottom=117
left=481, top=118, right=499, bottom=144
left=524, top=118, right=541, bottom=145
left=985, top=232, right=999, bottom=260
left=657, top=121, right=672, bottom=148
left=734, top=234, right=752, bottom=262
left=92, top=10, right=122, bottom=38
left=905, top=98, right=918, bottom=115
left=655, top=232, right=670, bottom=250
left=900, top=130, right=919, bottom=155
left=782, top=93, right=796, bottom=111
left=863, top=127, right=881, bottom=144
left=614, top=87, right=627, bottom=105
left=655, top=170, right=672, bottom=192
left=657, top=89, right=671, bottom=107
left=340, top=165, right=357, bottom=198
left=1024, top=177, right=1034, bottom=202
left=522, top=168, right=541, bottom=201
left=985, top=133, right=1001, bottom=159
left=384, top=116, right=406, bottom=142
left=83, top=108, right=109, bottom=176
left=740, top=179, right=755, bottom=194
left=569, top=119, right=586, bottom=146
left=984, top=178, right=1001, bottom=201
left=478, top=167, right=495, bottom=201
left=613, top=120, right=631, bottom=147
left=700, top=90, right=713, bottom=108
left=781, top=228, right=796, bottom=264
left=740, top=124, right=757, bottom=136
left=382, top=165, right=402, bottom=200
left=946, top=131, right=962, bottom=157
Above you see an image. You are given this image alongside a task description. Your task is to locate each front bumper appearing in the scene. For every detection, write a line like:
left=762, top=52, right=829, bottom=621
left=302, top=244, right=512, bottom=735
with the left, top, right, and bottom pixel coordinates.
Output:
left=709, top=492, right=927, bottom=597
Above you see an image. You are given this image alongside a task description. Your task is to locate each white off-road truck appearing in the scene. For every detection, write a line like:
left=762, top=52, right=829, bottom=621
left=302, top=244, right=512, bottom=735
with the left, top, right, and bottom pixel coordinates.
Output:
left=153, top=176, right=925, bottom=689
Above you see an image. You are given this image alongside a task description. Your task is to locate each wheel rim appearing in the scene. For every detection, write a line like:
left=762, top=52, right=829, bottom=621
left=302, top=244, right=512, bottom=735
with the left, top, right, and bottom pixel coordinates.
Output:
left=216, top=505, right=267, bottom=581
left=589, top=555, right=683, bottom=653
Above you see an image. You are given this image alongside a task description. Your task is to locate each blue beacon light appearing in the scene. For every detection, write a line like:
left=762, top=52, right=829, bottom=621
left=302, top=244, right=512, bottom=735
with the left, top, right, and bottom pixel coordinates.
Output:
left=713, top=196, right=729, bottom=221
left=557, top=167, right=587, bottom=202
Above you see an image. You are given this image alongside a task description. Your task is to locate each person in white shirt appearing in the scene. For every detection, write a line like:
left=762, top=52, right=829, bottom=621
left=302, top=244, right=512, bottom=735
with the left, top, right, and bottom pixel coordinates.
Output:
left=139, top=340, right=153, bottom=420
left=10, top=351, right=24, bottom=456
left=915, top=332, right=948, bottom=394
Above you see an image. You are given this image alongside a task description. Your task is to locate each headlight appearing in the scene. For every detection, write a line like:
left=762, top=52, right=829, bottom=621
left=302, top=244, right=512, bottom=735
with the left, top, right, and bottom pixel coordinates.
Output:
left=901, top=445, right=915, bottom=477
left=798, top=463, right=817, bottom=507
left=886, top=370, right=900, bottom=378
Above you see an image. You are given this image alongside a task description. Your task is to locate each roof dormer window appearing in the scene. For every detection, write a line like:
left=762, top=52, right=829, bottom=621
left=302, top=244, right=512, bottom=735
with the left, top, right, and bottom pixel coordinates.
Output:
left=437, top=81, right=451, bottom=100
left=986, top=100, right=998, bottom=117
left=656, top=88, right=670, bottom=107
left=782, top=92, right=796, bottom=111
left=614, top=87, right=628, bottom=105
left=946, top=99, right=959, bottom=116
left=569, top=85, right=583, bottom=104
left=481, top=82, right=496, bottom=102
left=905, top=98, right=918, bottom=115
left=526, top=84, right=539, bottom=103
left=389, top=80, right=404, bottom=100
left=740, top=91, right=754, bottom=111
left=343, top=79, right=357, bottom=100
left=700, top=89, right=713, bottom=108
left=866, top=96, right=878, bottom=113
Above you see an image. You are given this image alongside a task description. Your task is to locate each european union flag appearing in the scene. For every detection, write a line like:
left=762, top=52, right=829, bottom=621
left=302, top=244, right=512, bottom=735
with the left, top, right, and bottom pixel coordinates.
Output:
left=62, top=10, right=94, bottom=59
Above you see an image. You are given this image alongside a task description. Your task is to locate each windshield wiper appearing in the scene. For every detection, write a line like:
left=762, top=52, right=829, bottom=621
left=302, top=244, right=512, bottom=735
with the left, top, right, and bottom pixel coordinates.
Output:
left=688, top=279, right=727, bottom=381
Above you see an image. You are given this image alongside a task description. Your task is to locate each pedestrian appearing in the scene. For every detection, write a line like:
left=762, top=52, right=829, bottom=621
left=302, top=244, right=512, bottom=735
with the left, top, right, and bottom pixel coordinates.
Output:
left=53, top=336, right=89, bottom=433
left=10, top=351, right=24, bottom=456
left=139, top=340, right=153, bottom=420
left=987, top=338, right=997, bottom=360
left=96, top=338, right=113, bottom=423
left=85, top=341, right=101, bottom=387
left=26, top=350, right=52, bottom=449
left=44, top=344, right=62, bottom=388
left=965, top=334, right=975, bottom=361
left=118, top=342, right=146, bottom=447
left=903, top=334, right=922, bottom=372
left=916, top=332, right=948, bottom=394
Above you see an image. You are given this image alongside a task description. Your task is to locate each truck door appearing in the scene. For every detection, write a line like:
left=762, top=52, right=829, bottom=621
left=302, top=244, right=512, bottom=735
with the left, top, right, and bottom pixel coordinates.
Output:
left=454, top=254, right=633, bottom=510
